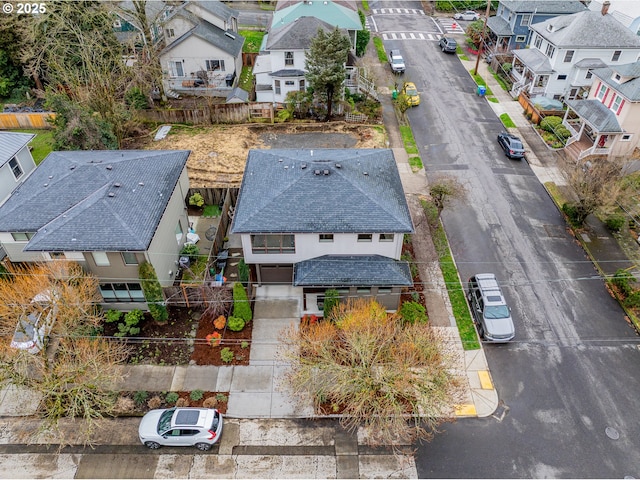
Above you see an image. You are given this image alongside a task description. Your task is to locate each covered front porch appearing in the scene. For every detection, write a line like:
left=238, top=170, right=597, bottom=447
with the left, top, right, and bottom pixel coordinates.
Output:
left=485, top=15, right=512, bottom=54
left=510, top=49, right=553, bottom=98
left=563, top=99, right=624, bottom=161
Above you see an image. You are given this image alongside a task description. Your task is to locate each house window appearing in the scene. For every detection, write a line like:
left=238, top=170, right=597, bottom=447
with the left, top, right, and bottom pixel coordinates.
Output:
left=611, top=95, right=622, bottom=112
left=557, top=74, right=567, bottom=80
left=356, top=287, right=371, bottom=294
left=357, top=234, right=372, bottom=242
left=285, top=80, right=295, bottom=86
left=534, top=35, right=542, bottom=49
left=100, top=283, right=145, bottom=303
left=92, top=252, right=110, bottom=267
left=49, top=252, right=65, bottom=259
left=171, top=61, right=184, bottom=77
left=285, top=51, right=294, bottom=66
left=520, top=14, right=531, bottom=26
left=175, top=221, right=183, bottom=244
left=622, top=134, right=632, bottom=141
left=122, top=252, right=138, bottom=265
left=11, top=232, right=34, bottom=242
left=167, top=28, right=175, bottom=38
left=564, top=50, right=574, bottom=63
left=508, top=12, right=512, bottom=21
left=597, top=84, right=607, bottom=100
left=251, top=234, right=295, bottom=254
left=300, top=79, right=305, bottom=91
left=319, top=234, right=334, bottom=242
left=545, top=44, right=555, bottom=58
left=612, top=50, right=621, bottom=61
left=205, top=60, right=225, bottom=71
left=8, top=158, right=22, bottom=180
left=379, top=233, right=394, bottom=242
left=515, top=35, right=526, bottom=43
left=377, top=287, right=392, bottom=294
left=275, top=80, right=281, bottom=95
left=614, top=73, right=621, bottom=81
left=586, top=71, right=593, bottom=79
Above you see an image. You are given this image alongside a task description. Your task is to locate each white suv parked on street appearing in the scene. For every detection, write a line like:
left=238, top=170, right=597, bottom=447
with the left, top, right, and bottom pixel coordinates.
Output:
left=139, top=407, right=223, bottom=450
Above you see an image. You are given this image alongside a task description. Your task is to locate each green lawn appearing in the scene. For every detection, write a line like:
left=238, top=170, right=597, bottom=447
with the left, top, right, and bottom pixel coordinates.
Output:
left=469, top=71, right=494, bottom=96
left=373, top=37, right=387, bottom=63
left=500, top=113, right=516, bottom=128
left=238, top=66, right=253, bottom=92
left=399, top=124, right=418, bottom=154
left=12, top=129, right=54, bottom=164
left=239, top=30, right=265, bottom=53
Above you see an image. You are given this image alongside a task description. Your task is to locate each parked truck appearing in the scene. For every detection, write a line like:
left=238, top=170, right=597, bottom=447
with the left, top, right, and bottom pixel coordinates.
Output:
left=388, top=49, right=405, bottom=74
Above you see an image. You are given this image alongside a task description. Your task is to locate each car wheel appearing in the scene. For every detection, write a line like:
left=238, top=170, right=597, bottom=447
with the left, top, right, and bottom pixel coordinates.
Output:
left=441, top=45, right=445, bottom=52
left=195, top=442, right=212, bottom=451
left=145, top=441, right=161, bottom=449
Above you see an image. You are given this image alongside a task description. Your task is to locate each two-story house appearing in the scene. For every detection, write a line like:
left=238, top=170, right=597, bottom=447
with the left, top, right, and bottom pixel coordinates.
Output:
left=562, top=61, right=640, bottom=161
left=253, top=0, right=361, bottom=105
left=230, top=149, right=414, bottom=313
left=486, top=0, right=586, bottom=52
left=158, top=0, right=244, bottom=97
left=588, top=0, right=640, bottom=36
left=510, top=7, right=640, bottom=100
left=0, top=132, right=37, bottom=207
left=0, top=150, right=191, bottom=310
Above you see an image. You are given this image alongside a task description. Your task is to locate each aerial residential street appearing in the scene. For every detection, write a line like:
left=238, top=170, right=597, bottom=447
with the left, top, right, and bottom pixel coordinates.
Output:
left=371, top=0, right=640, bottom=477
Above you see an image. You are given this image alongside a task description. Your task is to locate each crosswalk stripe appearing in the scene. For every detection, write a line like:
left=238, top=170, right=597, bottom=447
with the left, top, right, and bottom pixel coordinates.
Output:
left=372, top=8, right=425, bottom=15
left=381, top=33, right=440, bottom=41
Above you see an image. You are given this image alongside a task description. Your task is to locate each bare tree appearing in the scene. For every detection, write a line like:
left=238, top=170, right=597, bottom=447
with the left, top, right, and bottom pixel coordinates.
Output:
left=429, top=176, right=467, bottom=222
left=280, top=299, right=464, bottom=447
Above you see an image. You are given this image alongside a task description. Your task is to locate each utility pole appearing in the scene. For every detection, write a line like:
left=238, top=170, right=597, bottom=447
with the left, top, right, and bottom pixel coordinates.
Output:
left=473, top=1, right=493, bottom=76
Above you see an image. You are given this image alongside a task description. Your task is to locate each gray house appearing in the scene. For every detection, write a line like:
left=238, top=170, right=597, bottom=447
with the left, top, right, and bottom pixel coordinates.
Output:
left=0, top=150, right=191, bottom=310
left=0, top=132, right=37, bottom=206
left=230, top=148, right=414, bottom=314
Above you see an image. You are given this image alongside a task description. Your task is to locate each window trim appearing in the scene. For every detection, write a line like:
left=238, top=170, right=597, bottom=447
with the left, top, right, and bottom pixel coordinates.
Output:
left=251, top=234, right=295, bottom=254
left=515, top=35, right=526, bottom=43
left=520, top=14, right=531, bottom=26
left=99, top=282, right=145, bottom=303
left=621, top=134, right=632, bottom=141
left=357, top=233, right=373, bottom=242
left=8, top=157, right=23, bottom=180
left=612, top=50, right=621, bottom=62
left=11, top=232, right=34, bottom=242
left=545, top=43, right=555, bottom=58
left=611, top=95, right=622, bottom=113
left=319, top=234, right=334, bottom=243
left=122, top=252, right=139, bottom=265
left=284, top=51, right=294, bottom=66
left=557, top=74, right=567, bottom=80
left=379, top=233, right=394, bottom=242
left=92, top=252, right=110, bottom=267
left=564, top=50, right=574, bottom=63
left=205, top=59, right=225, bottom=72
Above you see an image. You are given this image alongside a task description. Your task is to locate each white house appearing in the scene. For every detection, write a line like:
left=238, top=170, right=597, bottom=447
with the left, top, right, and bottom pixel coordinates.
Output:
left=158, top=0, right=244, bottom=97
left=510, top=6, right=640, bottom=100
left=588, top=0, right=640, bottom=35
left=230, top=149, right=414, bottom=313
left=0, top=132, right=37, bottom=206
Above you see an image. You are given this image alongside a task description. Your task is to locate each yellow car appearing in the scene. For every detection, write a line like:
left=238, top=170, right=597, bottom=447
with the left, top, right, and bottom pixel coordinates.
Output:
left=402, top=82, right=420, bottom=106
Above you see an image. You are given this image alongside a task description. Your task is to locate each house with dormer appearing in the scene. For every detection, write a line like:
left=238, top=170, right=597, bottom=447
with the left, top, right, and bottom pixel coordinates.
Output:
left=562, top=61, right=640, bottom=161
left=230, top=149, right=414, bottom=314
left=509, top=6, right=640, bottom=100
left=0, top=132, right=37, bottom=207
left=486, top=0, right=586, bottom=52
left=0, top=150, right=191, bottom=310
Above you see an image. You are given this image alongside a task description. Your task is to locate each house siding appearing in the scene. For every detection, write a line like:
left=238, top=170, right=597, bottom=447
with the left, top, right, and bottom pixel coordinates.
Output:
left=0, top=233, right=44, bottom=262
left=0, top=147, right=36, bottom=205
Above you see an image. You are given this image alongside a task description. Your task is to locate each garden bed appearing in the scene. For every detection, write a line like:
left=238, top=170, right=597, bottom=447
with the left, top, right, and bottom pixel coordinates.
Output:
left=114, top=390, right=229, bottom=416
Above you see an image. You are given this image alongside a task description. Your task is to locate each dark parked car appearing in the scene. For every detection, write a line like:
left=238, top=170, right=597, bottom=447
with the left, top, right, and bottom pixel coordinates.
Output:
left=438, top=37, right=457, bottom=54
left=497, top=132, right=525, bottom=159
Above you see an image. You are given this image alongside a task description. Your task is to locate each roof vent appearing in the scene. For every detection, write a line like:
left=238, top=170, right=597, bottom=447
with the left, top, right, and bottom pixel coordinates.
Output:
left=43, top=183, right=48, bottom=187
left=301, top=163, right=307, bottom=169
left=363, top=171, right=369, bottom=176
left=279, top=158, right=283, bottom=162
left=108, top=192, right=115, bottom=197
left=114, top=183, right=121, bottom=188
left=138, top=182, right=144, bottom=186
left=310, top=150, right=313, bottom=156
left=225, top=31, right=236, bottom=40
left=323, top=169, right=329, bottom=175
left=48, top=175, right=53, bottom=179
left=335, top=163, right=341, bottom=168
left=314, top=169, right=321, bottom=175
left=284, top=165, right=289, bottom=169
left=106, top=165, right=113, bottom=170
left=70, top=165, right=76, bottom=170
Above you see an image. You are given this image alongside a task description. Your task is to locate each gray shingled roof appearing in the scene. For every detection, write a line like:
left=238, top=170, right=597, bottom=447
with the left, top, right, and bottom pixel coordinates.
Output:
left=487, top=15, right=513, bottom=36
left=531, top=11, right=640, bottom=48
left=161, top=17, right=244, bottom=57
left=0, top=132, right=35, bottom=167
left=592, top=61, right=640, bottom=101
left=0, top=150, right=190, bottom=251
left=574, top=58, right=607, bottom=69
left=500, top=1, right=586, bottom=14
left=226, top=87, right=249, bottom=102
left=192, top=0, right=238, bottom=23
left=267, top=16, right=336, bottom=50
left=513, top=48, right=553, bottom=73
left=566, top=99, right=622, bottom=133
left=230, top=149, right=414, bottom=234
left=294, top=255, right=413, bottom=286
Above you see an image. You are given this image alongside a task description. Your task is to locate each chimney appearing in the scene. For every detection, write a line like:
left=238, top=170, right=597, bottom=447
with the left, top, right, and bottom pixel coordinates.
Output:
left=602, top=1, right=610, bottom=16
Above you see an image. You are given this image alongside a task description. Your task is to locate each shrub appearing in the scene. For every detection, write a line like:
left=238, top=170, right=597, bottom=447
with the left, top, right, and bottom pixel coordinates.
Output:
left=114, top=396, right=135, bottom=414
left=624, top=291, right=640, bottom=309
left=139, top=262, right=168, bottom=323
left=605, top=214, right=626, bottom=232
left=233, top=282, right=252, bottom=321
left=355, top=10, right=370, bottom=56
left=227, top=316, right=246, bottom=332
left=176, top=398, right=190, bottom=407
left=238, top=259, right=249, bottom=285
left=134, top=390, right=148, bottom=406
left=540, top=116, right=562, bottom=132
left=214, top=315, right=226, bottom=330
left=220, top=347, right=234, bottom=363
left=105, top=309, right=122, bottom=323
left=241, top=341, right=249, bottom=349
left=165, top=392, right=179, bottom=404
left=555, top=125, right=571, bottom=140
left=148, top=303, right=169, bottom=323
left=399, top=301, right=428, bottom=324
left=115, top=309, right=143, bottom=337
left=562, top=203, right=582, bottom=227
left=190, top=389, right=204, bottom=401
left=147, top=396, right=162, bottom=409
left=125, top=86, right=149, bottom=109
left=612, top=269, right=636, bottom=297
left=203, top=397, right=218, bottom=408
left=188, top=192, right=204, bottom=207
left=180, top=243, right=200, bottom=261
left=323, top=289, right=340, bottom=318
left=216, top=393, right=228, bottom=402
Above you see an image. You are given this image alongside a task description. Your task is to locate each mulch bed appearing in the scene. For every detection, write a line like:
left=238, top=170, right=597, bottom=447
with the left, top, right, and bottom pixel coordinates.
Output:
left=116, top=391, right=228, bottom=416
left=191, top=309, right=253, bottom=366
left=401, top=241, right=426, bottom=308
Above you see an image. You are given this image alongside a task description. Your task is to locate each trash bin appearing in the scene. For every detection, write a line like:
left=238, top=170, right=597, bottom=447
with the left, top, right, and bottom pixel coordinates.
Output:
left=392, top=89, right=398, bottom=100
left=477, top=85, right=486, bottom=97
left=225, top=73, right=235, bottom=87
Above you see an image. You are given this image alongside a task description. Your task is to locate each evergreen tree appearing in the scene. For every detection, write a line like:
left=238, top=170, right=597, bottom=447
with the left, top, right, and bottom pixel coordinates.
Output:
left=305, top=27, right=351, bottom=120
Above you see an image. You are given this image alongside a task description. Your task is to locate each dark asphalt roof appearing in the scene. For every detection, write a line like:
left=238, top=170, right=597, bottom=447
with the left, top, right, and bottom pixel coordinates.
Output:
left=270, top=69, right=306, bottom=77
left=487, top=16, right=513, bottom=37
left=230, top=149, right=414, bottom=234
left=267, top=16, right=337, bottom=50
left=500, top=0, right=586, bottom=14
left=0, top=150, right=190, bottom=251
left=294, top=255, right=413, bottom=286
left=161, top=18, right=244, bottom=57
left=513, top=48, right=553, bottom=73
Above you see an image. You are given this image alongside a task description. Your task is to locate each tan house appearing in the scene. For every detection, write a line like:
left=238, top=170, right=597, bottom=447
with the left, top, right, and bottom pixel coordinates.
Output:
left=0, top=150, right=191, bottom=310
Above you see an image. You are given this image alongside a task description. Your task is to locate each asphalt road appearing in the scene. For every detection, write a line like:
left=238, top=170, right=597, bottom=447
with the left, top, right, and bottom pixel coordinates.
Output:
left=372, top=1, right=640, bottom=477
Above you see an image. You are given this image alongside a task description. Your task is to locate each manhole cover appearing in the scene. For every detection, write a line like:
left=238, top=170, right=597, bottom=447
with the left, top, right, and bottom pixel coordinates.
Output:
left=605, top=426, right=620, bottom=440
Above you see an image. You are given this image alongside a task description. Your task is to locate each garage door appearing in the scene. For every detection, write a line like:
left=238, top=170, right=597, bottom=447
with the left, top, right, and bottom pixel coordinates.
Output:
left=259, top=264, right=293, bottom=285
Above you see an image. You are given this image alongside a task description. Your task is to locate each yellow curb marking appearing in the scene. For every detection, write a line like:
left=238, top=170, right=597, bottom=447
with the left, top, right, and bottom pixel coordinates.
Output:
left=455, top=404, right=477, bottom=416
left=478, top=370, right=493, bottom=390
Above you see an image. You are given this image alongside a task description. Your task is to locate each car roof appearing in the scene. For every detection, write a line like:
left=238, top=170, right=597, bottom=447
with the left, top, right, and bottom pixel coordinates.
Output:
left=474, top=274, right=508, bottom=305
left=172, top=408, right=215, bottom=428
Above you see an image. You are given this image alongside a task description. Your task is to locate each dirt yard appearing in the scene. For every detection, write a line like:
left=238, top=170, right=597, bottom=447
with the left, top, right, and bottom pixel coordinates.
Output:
left=135, top=122, right=387, bottom=188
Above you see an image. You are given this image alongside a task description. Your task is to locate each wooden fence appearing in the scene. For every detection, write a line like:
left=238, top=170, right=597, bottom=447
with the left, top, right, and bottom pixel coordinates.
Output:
left=136, top=102, right=274, bottom=125
left=0, top=112, right=55, bottom=129
left=518, top=93, right=565, bottom=125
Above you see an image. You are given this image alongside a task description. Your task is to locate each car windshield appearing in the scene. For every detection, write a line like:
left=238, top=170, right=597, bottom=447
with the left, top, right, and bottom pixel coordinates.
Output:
left=405, top=86, right=417, bottom=95
left=392, top=58, right=403, bottom=65
left=158, top=408, right=175, bottom=434
left=484, top=305, right=510, bottom=319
